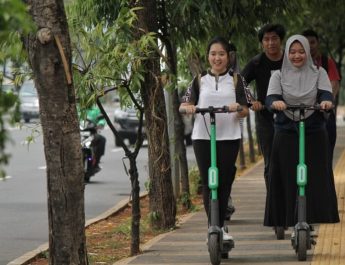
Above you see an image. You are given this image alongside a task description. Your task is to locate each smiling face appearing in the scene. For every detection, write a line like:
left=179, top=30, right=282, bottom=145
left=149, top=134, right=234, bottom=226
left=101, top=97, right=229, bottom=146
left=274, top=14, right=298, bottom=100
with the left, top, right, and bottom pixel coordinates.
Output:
left=208, top=43, right=230, bottom=75
left=261, top=31, right=282, bottom=59
left=288, top=41, right=307, bottom=68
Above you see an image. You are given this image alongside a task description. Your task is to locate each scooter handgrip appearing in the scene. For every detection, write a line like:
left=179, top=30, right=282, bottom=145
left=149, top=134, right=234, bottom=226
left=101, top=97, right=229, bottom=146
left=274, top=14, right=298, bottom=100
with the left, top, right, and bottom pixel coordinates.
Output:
left=223, top=105, right=230, bottom=112
left=179, top=108, right=187, bottom=114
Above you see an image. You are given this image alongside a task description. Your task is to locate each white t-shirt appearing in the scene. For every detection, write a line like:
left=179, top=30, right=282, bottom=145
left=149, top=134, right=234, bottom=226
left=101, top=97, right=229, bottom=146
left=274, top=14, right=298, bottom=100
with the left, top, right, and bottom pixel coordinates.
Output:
left=191, top=72, right=242, bottom=140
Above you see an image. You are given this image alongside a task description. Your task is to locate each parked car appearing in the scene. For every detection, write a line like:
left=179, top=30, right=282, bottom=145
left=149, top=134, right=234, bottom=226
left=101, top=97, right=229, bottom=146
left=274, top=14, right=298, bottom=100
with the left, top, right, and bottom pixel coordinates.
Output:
left=113, top=107, right=145, bottom=146
left=19, top=81, right=39, bottom=123
left=113, top=105, right=193, bottom=147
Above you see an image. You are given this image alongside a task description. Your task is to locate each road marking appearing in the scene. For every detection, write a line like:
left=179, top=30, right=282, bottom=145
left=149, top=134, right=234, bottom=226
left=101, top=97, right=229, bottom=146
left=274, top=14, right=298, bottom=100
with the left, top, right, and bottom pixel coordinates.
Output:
left=1, top=176, right=12, bottom=181
left=111, top=148, right=123, bottom=153
left=38, top=166, right=47, bottom=170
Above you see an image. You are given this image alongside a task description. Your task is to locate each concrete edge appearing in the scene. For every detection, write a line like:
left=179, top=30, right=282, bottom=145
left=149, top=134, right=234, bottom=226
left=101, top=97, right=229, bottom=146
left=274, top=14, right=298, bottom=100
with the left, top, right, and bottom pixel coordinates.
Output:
left=112, top=211, right=199, bottom=265
left=7, top=243, right=49, bottom=265
left=7, top=191, right=149, bottom=265
left=236, top=158, right=264, bottom=178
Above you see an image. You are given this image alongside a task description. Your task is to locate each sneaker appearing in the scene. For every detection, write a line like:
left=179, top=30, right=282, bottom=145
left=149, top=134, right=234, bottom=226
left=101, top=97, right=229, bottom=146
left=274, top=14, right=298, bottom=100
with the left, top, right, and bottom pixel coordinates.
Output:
left=290, top=230, right=296, bottom=246
left=222, top=227, right=233, bottom=241
left=225, top=205, right=236, bottom=220
left=291, top=230, right=295, bottom=240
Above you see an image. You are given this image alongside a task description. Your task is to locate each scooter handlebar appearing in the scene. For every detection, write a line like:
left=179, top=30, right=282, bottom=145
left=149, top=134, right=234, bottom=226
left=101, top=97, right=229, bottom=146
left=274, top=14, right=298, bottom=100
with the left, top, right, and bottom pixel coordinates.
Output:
left=285, top=103, right=334, bottom=111
left=179, top=105, right=242, bottom=114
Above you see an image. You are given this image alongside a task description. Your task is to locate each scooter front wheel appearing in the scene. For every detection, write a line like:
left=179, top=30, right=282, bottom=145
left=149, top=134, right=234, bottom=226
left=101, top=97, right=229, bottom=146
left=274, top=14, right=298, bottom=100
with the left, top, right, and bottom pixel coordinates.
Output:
left=297, top=230, right=307, bottom=261
left=209, top=233, right=221, bottom=265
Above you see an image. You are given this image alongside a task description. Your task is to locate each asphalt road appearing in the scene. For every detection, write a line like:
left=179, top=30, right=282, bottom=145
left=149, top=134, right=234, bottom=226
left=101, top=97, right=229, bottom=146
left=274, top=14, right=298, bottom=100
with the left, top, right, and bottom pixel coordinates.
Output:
left=0, top=119, right=150, bottom=264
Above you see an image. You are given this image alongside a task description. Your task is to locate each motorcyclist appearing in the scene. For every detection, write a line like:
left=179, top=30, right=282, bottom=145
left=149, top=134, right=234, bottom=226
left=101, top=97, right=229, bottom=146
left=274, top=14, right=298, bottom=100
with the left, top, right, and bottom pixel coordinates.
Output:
left=85, top=105, right=106, bottom=172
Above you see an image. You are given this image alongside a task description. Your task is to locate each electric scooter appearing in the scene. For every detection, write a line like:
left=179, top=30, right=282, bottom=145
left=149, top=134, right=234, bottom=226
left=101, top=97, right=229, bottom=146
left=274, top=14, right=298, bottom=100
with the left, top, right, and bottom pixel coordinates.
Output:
left=285, top=104, right=320, bottom=261
left=182, top=105, right=238, bottom=265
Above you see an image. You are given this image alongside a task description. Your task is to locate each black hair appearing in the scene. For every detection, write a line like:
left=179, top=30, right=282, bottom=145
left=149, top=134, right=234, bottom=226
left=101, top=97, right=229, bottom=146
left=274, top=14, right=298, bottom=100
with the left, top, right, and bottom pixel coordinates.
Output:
left=229, top=42, right=237, bottom=52
left=302, top=29, right=319, bottom=41
left=258, top=23, right=286, bottom=42
left=206, top=36, right=233, bottom=55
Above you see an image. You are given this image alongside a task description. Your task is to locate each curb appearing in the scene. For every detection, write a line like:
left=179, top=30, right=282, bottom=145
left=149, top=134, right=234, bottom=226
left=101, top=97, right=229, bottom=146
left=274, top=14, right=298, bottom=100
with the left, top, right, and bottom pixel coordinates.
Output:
left=7, top=192, right=148, bottom=265
left=7, top=243, right=49, bottom=265
left=112, top=211, right=199, bottom=265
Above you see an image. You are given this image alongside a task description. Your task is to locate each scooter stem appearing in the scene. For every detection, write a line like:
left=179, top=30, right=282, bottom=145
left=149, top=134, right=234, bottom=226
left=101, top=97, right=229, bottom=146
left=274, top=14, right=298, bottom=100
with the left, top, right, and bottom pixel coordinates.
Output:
left=297, top=110, right=307, bottom=196
left=209, top=112, right=218, bottom=200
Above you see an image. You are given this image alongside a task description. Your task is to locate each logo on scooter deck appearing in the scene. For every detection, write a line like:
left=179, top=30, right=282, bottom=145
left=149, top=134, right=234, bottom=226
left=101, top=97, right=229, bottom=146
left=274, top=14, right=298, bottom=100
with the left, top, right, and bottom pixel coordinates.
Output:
left=208, top=167, right=218, bottom=189
left=297, top=164, right=307, bottom=185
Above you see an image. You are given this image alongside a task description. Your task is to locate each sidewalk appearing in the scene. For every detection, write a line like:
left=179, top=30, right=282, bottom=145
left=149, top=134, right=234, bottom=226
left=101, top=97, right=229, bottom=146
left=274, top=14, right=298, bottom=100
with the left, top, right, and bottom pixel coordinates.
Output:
left=115, top=125, right=345, bottom=265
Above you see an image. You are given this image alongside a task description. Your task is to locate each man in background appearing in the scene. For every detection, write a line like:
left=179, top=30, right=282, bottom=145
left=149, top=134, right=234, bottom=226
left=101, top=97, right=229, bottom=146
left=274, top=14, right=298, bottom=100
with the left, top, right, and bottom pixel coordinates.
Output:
left=302, top=29, right=341, bottom=168
left=241, top=23, right=286, bottom=190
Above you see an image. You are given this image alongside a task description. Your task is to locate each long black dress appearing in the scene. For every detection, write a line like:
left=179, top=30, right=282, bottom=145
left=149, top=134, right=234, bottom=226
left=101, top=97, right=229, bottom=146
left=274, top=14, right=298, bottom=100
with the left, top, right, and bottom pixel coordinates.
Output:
left=264, top=124, right=339, bottom=227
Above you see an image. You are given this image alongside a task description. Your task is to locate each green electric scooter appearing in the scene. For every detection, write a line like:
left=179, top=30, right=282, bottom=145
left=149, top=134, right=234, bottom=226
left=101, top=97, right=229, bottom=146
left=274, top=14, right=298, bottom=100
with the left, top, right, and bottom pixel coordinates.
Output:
left=182, top=106, right=239, bottom=265
left=285, top=104, right=320, bottom=261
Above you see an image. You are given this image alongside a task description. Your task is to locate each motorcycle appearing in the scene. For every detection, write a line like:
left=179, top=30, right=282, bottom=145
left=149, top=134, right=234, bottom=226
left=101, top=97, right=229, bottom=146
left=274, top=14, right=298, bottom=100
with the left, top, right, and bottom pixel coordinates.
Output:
left=80, top=115, right=104, bottom=182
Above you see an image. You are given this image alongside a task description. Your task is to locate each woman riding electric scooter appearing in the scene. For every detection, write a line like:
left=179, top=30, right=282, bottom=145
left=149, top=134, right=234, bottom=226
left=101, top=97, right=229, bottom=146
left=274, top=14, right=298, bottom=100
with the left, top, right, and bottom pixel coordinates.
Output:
left=264, top=35, right=339, bottom=259
left=180, top=36, right=249, bottom=264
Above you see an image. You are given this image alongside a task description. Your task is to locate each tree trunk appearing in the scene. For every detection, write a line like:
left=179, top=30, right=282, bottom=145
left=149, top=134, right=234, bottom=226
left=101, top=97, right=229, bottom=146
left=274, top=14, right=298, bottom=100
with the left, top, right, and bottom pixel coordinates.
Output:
left=24, top=1, right=88, bottom=264
left=136, top=0, right=176, bottom=229
left=157, top=0, right=191, bottom=208
left=166, top=41, right=191, bottom=209
left=96, top=96, right=143, bottom=256
left=187, top=53, right=203, bottom=77
left=173, top=89, right=191, bottom=208
left=128, top=155, right=141, bottom=255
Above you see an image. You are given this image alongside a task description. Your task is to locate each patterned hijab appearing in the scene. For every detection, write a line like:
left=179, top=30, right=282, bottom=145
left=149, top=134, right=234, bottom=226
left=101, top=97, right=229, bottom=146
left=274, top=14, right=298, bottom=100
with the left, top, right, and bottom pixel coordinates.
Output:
left=275, top=34, right=319, bottom=119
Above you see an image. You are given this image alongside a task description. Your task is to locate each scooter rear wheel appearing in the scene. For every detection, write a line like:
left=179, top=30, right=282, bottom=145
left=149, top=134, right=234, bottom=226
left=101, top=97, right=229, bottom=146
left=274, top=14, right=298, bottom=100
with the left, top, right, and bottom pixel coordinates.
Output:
left=209, top=234, right=221, bottom=265
left=297, top=230, right=307, bottom=261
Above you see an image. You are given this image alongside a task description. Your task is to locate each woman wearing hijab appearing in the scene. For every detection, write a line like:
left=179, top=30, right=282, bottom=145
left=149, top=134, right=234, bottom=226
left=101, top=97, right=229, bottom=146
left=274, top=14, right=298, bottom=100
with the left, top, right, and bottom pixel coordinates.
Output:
left=264, top=35, right=339, bottom=229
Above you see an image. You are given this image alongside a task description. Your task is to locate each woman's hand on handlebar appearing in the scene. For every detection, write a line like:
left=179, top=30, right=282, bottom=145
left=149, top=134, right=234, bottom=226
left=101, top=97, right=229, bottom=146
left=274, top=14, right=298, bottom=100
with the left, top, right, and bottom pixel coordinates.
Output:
left=228, top=103, right=240, bottom=112
left=251, top=100, right=264, bottom=111
left=271, top=100, right=286, bottom=111
left=179, top=104, right=196, bottom=114
left=320, top=100, right=333, bottom=110
left=230, top=103, right=249, bottom=118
